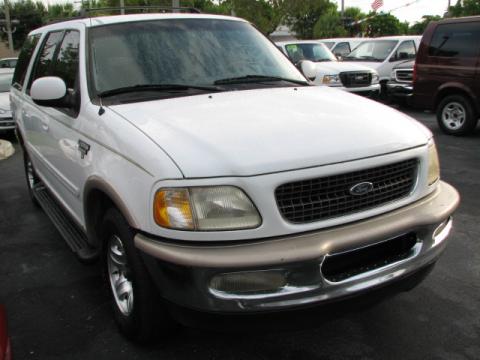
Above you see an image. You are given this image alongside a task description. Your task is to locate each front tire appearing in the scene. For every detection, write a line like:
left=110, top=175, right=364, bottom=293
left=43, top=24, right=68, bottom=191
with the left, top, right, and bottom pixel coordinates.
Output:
left=102, top=207, right=171, bottom=343
left=436, top=95, right=478, bottom=136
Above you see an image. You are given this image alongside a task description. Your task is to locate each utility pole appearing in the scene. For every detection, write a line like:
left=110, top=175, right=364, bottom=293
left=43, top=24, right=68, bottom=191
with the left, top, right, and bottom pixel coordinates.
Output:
left=172, top=0, right=180, bottom=12
left=341, top=0, right=345, bottom=18
left=120, top=0, right=125, bottom=15
left=2, top=0, right=15, bottom=55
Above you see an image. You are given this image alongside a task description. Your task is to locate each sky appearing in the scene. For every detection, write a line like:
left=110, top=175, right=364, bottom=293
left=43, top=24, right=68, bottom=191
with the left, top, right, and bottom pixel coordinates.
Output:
left=332, top=0, right=450, bottom=24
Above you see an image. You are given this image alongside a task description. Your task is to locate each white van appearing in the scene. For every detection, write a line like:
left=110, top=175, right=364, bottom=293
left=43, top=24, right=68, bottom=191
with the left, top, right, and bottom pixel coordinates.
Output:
left=276, top=40, right=380, bottom=96
left=342, top=36, right=421, bottom=92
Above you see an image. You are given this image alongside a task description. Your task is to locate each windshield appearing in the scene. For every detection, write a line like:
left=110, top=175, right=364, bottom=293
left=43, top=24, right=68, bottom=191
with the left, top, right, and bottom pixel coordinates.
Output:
left=284, top=43, right=337, bottom=63
left=344, top=40, right=398, bottom=62
left=0, top=73, right=12, bottom=92
left=321, top=42, right=335, bottom=49
left=89, top=19, right=306, bottom=96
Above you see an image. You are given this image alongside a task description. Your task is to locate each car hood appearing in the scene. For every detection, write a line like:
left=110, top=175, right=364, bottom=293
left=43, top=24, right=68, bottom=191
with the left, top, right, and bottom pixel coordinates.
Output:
left=315, top=61, right=377, bottom=73
left=342, top=61, right=383, bottom=70
left=109, top=86, right=430, bottom=178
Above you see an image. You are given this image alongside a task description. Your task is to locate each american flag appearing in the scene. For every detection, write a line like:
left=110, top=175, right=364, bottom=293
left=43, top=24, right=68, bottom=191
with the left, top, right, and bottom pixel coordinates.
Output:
left=371, top=0, right=384, bottom=11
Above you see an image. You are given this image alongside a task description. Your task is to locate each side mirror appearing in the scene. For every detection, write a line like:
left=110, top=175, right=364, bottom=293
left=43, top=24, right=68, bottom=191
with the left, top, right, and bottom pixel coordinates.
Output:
left=31, top=77, right=68, bottom=107
left=299, top=60, right=317, bottom=81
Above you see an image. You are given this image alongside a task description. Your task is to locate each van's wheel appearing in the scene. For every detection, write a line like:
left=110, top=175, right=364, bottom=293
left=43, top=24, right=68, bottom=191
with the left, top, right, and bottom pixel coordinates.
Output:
left=23, top=151, right=39, bottom=207
left=437, top=95, right=478, bottom=136
left=102, top=207, right=171, bottom=343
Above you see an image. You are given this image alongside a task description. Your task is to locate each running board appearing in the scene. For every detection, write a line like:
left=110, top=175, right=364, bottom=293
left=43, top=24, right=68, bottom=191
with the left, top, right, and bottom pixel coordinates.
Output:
left=33, top=184, right=98, bottom=263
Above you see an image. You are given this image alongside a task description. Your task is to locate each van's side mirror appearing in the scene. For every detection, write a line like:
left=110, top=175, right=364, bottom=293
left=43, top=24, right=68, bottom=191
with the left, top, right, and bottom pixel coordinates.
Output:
left=31, top=77, right=69, bottom=108
left=299, top=60, right=317, bottom=81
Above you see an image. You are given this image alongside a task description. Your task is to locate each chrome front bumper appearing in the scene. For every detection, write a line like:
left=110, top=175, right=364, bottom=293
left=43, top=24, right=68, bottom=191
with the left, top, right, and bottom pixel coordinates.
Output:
left=136, top=181, right=459, bottom=313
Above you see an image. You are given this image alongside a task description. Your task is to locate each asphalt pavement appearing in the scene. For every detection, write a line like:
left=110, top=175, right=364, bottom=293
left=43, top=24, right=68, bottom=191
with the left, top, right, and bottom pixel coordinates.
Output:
left=0, top=108, right=479, bottom=360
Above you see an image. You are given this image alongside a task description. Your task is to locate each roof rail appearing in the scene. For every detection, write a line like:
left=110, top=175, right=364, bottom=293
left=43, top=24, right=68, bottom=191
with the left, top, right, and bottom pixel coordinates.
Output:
left=80, top=6, right=202, bottom=16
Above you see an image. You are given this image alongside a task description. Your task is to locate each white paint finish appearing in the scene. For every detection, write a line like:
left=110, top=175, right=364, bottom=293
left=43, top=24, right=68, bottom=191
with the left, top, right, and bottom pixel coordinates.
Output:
left=0, top=92, right=11, bottom=116
left=110, top=86, right=430, bottom=179
left=30, top=77, right=67, bottom=101
left=12, top=14, right=438, bottom=244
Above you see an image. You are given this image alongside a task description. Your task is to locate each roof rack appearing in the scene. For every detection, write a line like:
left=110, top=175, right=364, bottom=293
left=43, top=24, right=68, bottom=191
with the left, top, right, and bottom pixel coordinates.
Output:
left=45, top=6, right=202, bottom=25
left=80, top=6, right=202, bottom=16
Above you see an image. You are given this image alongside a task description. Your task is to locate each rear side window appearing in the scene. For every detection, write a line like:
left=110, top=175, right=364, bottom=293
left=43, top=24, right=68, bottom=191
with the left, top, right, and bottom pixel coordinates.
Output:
left=429, top=22, right=480, bottom=58
left=12, top=34, right=40, bottom=90
left=51, top=30, right=80, bottom=90
left=392, top=40, right=416, bottom=61
left=28, top=31, right=64, bottom=90
left=333, top=42, right=350, bottom=56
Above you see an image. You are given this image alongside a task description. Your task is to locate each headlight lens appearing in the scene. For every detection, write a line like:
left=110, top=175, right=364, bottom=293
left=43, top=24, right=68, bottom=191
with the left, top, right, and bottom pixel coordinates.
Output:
left=428, top=140, right=440, bottom=185
left=154, top=186, right=261, bottom=231
left=322, top=74, right=341, bottom=85
left=372, top=72, right=380, bottom=84
left=0, top=108, right=6, bottom=114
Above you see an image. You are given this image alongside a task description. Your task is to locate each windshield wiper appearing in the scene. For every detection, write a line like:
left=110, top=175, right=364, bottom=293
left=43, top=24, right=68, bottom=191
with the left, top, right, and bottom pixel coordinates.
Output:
left=98, top=84, right=223, bottom=98
left=214, top=75, right=308, bottom=86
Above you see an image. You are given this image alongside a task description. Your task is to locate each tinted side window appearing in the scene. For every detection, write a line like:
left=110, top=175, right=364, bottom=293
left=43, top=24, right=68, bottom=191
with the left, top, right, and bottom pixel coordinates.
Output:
left=28, top=31, right=64, bottom=89
left=12, top=34, right=40, bottom=90
left=333, top=42, right=350, bottom=56
left=429, top=22, right=480, bottom=58
left=52, top=30, right=80, bottom=90
left=393, top=41, right=416, bottom=61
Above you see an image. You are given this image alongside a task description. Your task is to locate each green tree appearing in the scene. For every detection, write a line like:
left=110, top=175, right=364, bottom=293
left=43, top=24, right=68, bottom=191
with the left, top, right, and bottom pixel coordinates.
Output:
left=365, top=12, right=402, bottom=37
left=409, top=15, right=441, bottom=35
left=449, top=0, right=480, bottom=16
left=313, top=7, right=347, bottom=38
left=221, top=0, right=282, bottom=35
left=0, top=0, right=45, bottom=50
left=343, top=7, right=367, bottom=36
left=279, top=0, right=337, bottom=39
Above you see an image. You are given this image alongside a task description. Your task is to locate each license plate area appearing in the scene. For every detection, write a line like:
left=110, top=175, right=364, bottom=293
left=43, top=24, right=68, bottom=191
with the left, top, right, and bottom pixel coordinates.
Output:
left=322, top=232, right=419, bottom=283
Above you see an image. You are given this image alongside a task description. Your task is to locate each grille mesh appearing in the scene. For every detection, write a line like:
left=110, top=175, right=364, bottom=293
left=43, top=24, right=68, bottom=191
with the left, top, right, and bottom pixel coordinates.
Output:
left=339, top=72, right=372, bottom=88
left=275, top=159, right=418, bottom=224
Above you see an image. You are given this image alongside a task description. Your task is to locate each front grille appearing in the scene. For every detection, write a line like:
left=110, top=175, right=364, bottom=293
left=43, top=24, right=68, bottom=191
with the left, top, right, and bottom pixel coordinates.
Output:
left=395, top=69, right=413, bottom=83
left=0, top=119, right=14, bottom=127
left=275, top=159, right=418, bottom=224
left=339, top=72, right=372, bottom=88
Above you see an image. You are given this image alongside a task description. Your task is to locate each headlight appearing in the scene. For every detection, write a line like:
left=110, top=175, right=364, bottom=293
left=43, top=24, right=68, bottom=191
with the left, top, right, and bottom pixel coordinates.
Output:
left=153, top=186, right=261, bottom=231
left=0, top=109, right=6, bottom=115
left=428, top=140, right=440, bottom=185
left=322, top=74, right=342, bottom=85
left=372, top=72, right=380, bottom=84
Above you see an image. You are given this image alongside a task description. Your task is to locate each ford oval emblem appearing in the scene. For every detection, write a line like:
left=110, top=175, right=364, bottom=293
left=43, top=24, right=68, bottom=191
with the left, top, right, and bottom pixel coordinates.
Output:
left=349, top=181, right=374, bottom=196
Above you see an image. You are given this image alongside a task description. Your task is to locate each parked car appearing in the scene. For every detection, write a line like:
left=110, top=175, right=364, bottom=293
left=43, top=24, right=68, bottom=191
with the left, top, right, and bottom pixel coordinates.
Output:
left=318, top=37, right=365, bottom=58
left=0, top=58, right=17, bottom=69
left=0, top=305, right=11, bottom=360
left=276, top=40, right=380, bottom=96
left=343, top=36, right=421, bottom=94
left=414, top=16, right=480, bottom=135
left=387, top=60, right=414, bottom=105
left=12, top=12, right=459, bottom=342
left=0, top=70, right=14, bottom=133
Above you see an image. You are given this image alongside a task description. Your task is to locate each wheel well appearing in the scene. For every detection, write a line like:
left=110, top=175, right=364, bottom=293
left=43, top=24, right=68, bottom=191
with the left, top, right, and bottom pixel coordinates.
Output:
left=434, top=88, right=476, bottom=113
left=84, top=189, right=119, bottom=249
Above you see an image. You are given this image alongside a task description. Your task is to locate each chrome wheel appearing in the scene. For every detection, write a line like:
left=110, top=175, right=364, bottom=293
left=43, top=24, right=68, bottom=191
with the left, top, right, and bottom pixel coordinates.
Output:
left=107, top=235, right=134, bottom=316
left=441, top=102, right=466, bottom=131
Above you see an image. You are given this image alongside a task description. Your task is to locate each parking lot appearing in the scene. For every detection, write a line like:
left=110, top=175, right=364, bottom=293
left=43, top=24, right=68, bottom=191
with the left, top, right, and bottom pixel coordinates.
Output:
left=0, top=108, right=479, bottom=360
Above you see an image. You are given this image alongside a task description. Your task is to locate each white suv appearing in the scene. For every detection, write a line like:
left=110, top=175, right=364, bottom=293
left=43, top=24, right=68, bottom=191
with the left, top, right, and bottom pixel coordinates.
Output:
left=11, top=13, right=459, bottom=342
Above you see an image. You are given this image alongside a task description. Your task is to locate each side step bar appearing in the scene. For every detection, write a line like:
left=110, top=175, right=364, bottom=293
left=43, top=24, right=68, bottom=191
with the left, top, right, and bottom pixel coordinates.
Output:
left=33, top=184, right=98, bottom=263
